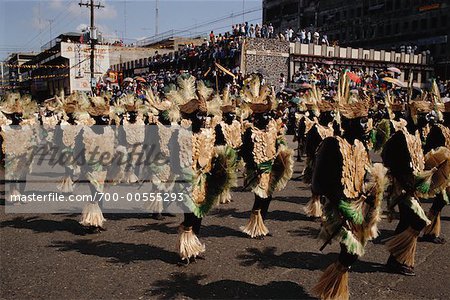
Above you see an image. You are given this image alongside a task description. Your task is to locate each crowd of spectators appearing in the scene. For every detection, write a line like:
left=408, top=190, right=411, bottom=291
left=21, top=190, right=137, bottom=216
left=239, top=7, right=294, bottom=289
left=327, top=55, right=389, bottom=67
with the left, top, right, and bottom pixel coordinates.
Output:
left=227, top=22, right=333, bottom=45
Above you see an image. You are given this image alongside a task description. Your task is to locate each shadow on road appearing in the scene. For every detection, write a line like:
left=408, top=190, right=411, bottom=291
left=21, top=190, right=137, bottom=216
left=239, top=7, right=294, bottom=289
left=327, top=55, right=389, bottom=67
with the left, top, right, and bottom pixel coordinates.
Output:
left=237, top=247, right=335, bottom=270
left=1, top=216, right=87, bottom=236
left=372, top=228, right=396, bottom=245
left=146, top=272, right=313, bottom=299
left=50, top=239, right=177, bottom=264
left=210, top=208, right=312, bottom=222
left=275, top=196, right=310, bottom=205
left=288, top=226, right=320, bottom=238
left=200, top=224, right=245, bottom=238
left=127, top=221, right=177, bottom=234
left=236, top=247, right=387, bottom=274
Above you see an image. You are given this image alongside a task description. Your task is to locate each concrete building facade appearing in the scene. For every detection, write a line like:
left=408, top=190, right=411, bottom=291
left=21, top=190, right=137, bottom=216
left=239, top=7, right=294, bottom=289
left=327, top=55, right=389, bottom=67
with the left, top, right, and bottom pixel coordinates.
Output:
left=263, top=0, right=450, bottom=79
left=16, top=33, right=162, bottom=100
left=241, top=39, right=432, bottom=89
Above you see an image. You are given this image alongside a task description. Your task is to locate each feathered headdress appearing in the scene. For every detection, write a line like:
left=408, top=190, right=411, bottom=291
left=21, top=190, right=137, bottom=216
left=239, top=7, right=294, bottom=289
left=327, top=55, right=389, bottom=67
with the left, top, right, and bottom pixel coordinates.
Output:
left=168, top=76, right=208, bottom=115
left=43, top=94, right=63, bottom=112
left=87, top=96, right=110, bottom=116
left=241, top=74, right=275, bottom=114
left=145, top=88, right=180, bottom=123
left=311, top=84, right=335, bottom=113
left=118, top=94, right=147, bottom=115
left=220, top=86, right=236, bottom=113
left=0, top=93, right=24, bottom=114
left=0, top=93, right=38, bottom=119
left=335, top=73, right=369, bottom=119
left=384, top=91, right=405, bottom=121
left=197, top=81, right=221, bottom=117
left=430, top=79, right=446, bottom=120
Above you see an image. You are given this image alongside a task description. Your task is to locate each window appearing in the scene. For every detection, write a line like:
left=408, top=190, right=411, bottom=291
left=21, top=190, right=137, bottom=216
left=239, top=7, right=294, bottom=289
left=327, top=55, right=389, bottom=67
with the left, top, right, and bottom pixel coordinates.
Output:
left=431, top=17, right=437, bottom=28
left=403, top=21, right=409, bottom=30
left=441, top=15, right=448, bottom=27
left=421, top=18, right=427, bottom=30
left=386, top=1, right=393, bottom=10
left=386, top=24, right=391, bottom=35
left=378, top=24, right=384, bottom=36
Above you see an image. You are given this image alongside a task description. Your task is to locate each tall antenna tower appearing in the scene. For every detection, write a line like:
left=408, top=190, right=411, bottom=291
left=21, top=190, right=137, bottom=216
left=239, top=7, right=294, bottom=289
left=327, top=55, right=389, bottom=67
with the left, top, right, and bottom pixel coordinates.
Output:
left=155, top=0, right=159, bottom=36
left=46, top=19, right=55, bottom=42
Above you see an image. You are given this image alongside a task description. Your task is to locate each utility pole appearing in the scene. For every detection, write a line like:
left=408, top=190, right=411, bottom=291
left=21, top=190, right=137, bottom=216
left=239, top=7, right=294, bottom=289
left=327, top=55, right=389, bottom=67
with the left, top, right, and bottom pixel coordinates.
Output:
left=79, top=0, right=104, bottom=94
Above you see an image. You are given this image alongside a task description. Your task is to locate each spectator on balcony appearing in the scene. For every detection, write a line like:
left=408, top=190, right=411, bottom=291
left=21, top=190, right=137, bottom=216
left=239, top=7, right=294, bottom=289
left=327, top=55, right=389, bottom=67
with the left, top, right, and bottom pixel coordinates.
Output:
left=255, top=24, right=261, bottom=38
left=245, top=22, right=249, bottom=37
left=322, top=34, right=329, bottom=46
left=286, top=27, right=294, bottom=42
left=300, top=29, right=306, bottom=43
left=307, top=31, right=312, bottom=44
left=313, top=31, right=320, bottom=45
left=249, top=24, right=255, bottom=38
left=261, top=24, right=268, bottom=38
left=268, top=23, right=274, bottom=38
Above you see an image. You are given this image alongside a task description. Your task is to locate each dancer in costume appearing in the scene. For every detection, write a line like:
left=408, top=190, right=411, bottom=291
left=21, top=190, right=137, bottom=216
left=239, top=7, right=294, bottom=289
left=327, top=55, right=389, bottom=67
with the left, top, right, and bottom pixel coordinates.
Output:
left=303, top=85, right=337, bottom=219
left=420, top=85, right=450, bottom=244
left=0, top=93, right=38, bottom=200
left=144, top=87, right=180, bottom=220
left=170, top=76, right=230, bottom=265
left=240, top=75, right=294, bottom=239
left=40, top=93, right=63, bottom=147
left=116, top=95, right=147, bottom=184
left=382, top=98, right=448, bottom=275
left=54, top=93, right=89, bottom=193
left=74, top=96, right=115, bottom=233
left=311, top=74, right=387, bottom=300
left=294, top=91, right=319, bottom=162
left=214, top=86, right=243, bottom=204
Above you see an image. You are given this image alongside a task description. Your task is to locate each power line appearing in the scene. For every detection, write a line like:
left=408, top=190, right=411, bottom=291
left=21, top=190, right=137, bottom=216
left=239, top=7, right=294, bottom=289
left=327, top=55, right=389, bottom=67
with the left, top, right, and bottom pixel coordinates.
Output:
left=139, top=6, right=262, bottom=45
left=22, top=0, right=78, bottom=50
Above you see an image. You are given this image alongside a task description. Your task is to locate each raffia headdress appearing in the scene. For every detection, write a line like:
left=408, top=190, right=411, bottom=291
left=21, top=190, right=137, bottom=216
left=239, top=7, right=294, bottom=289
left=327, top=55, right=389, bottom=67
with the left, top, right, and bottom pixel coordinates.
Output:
left=166, top=76, right=208, bottom=115
left=335, top=73, right=369, bottom=119
left=241, top=74, right=275, bottom=114
left=87, top=96, right=110, bottom=116
left=145, top=88, right=180, bottom=123
left=219, top=85, right=236, bottom=114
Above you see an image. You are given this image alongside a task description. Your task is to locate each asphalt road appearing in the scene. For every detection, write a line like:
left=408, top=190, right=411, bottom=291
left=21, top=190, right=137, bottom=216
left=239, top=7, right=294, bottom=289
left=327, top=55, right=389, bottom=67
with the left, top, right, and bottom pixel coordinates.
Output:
left=1, top=138, right=449, bottom=299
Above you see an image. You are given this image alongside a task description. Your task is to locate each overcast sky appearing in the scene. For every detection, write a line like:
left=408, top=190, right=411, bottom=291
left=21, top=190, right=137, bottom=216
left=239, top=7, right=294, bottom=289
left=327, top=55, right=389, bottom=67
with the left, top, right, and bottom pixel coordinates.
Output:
left=0, top=0, right=262, bottom=59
